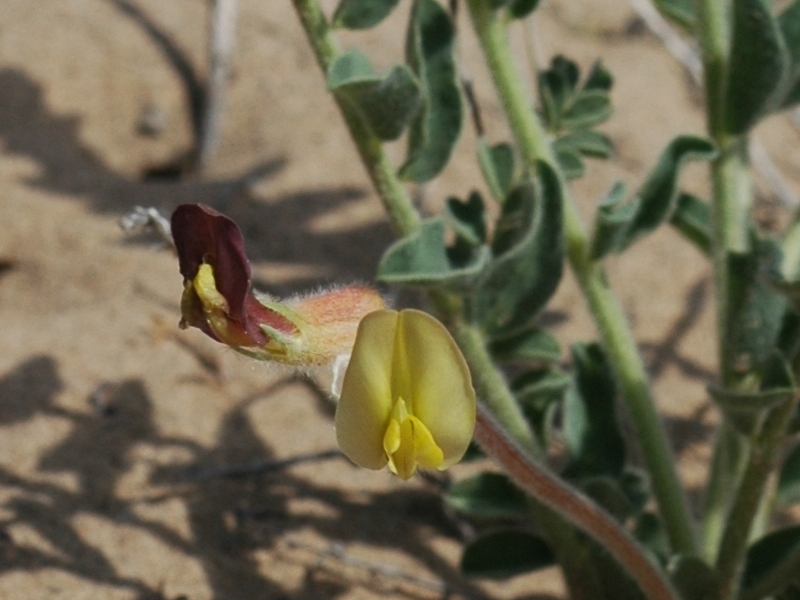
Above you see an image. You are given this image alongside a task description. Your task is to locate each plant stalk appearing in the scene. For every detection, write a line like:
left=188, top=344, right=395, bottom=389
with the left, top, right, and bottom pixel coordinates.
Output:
left=466, top=0, right=696, bottom=555
left=290, top=0, right=420, bottom=237
left=450, top=318, right=543, bottom=457
left=693, top=0, right=755, bottom=564
left=474, top=405, right=681, bottom=600
left=715, top=393, right=799, bottom=600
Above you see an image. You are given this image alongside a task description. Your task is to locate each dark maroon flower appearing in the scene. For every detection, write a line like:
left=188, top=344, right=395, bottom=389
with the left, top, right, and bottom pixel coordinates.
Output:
left=171, top=204, right=296, bottom=347
left=170, top=204, right=386, bottom=366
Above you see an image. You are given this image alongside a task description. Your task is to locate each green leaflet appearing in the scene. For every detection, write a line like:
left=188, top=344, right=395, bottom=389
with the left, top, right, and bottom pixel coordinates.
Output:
left=708, top=353, right=796, bottom=436
left=555, top=148, right=585, bottom=179
left=331, top=0, right=401, bottom=29
left=779, top=1, right=800, bottom=109
left=778, top=442, right=800, bottom=506
left=477, top=140, right=516, bottom=203
left=400, top=0, right=463, bottom=182
left=487, top=0, right=542, bottom=19
left=445, top=472, right=529, bottom=519
left=376, top=217, right=490, bottom=289
left=669, top=193, right=712, bottom=256
left=490, top=326, right=561, bottom=364
left=508, top=0, right=542, bottom=19
left=554, top=128, right=613, bottom=180
left=461, top=529, right=554, bottom=578
left=742, top=526, right=800, bottom=598
left=445, top=192, right=487, bottom=246
left=327, top=50, right=423, bottom=141
left=538, top=57, right=613, bottom=133
left=512, top=367, right=571, bottom=400
left=561, top=90, right=613, bottom=129
left=512, top=367, right=569, bottom=446
left=726, top=239, right=788, bottom=376
left=669, top=556, right=720, bottom=600
left=473, top=161, right=564, bottom=337
left=726, top=0, right=790, bottom=133
left=562, top=343, right=626, bottom=480
left=591, top=135, right=716, bottom=259
left=555, top=128, right=614, bottom=158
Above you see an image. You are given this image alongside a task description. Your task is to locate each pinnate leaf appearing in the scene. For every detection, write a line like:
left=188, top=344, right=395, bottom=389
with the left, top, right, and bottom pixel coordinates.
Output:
left=726, top=0, right=790, bottom=133
left=400, top=0, right=463, bottom=182
left=377, top=218, right=490, bottom=288
left=328, top=50, right=422, bottom=141
left=591, top=135, right=716, bottom=259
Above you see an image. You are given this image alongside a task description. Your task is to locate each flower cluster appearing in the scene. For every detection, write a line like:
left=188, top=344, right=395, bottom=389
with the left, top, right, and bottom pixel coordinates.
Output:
left=171, top=204, right=475, bottom=479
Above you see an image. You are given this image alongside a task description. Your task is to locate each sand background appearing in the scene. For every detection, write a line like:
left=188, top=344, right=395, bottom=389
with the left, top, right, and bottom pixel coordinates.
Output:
left=1, top=1, right=798, bottom=598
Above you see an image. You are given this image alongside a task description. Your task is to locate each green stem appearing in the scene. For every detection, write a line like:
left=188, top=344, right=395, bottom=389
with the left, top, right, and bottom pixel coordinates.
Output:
left=715, top=393, right=800, bottom=600
left=450, top=318, right=542, bottom=457
left=694, top=0, right=756, bottom=564
left=466, top=0, right=696, bottom=555
left=781, top=216, right=800, bottom=279
left=701, top=422, right=747, bottom=562
left=290, top=0, right=420, bottom=237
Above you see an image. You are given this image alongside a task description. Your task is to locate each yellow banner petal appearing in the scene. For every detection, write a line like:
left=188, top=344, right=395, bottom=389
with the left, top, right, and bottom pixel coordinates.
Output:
left=397, top=310, right=476, bottom=468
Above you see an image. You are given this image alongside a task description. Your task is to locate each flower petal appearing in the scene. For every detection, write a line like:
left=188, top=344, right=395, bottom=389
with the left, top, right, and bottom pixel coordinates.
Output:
left=171, top=204, right=251, bottom=325
left=335, top=310, right=398, bottom=470
left=397, top=310, right=476, bottom=467
left=171, top=204, right=295, bottom=346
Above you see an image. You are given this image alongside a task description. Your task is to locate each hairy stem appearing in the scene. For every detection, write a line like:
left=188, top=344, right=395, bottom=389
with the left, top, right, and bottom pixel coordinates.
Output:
left=702, top=421, right=747, bottom=562
left=290, top=0, right=420, bottom=236
left=466, top=0, right=696, bottom=555
left=450, top=319, right=543, bottom=457
left=693, top=0, right=755, bottom=565
left=475, top=405, right=681, bottom=600
left=715, top=393, right=799, bottom=600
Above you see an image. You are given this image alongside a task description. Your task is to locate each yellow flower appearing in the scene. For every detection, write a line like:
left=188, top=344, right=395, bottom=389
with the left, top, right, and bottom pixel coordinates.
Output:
left=335, top=309, right=476, bottom=480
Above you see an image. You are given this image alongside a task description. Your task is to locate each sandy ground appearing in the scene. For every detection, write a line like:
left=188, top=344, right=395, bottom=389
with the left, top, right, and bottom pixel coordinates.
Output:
left=1, top=0, right=799, bottom=598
